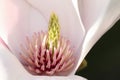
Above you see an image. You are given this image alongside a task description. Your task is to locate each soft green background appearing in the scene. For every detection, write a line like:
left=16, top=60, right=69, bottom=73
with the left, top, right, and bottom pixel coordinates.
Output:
left=76, top=19, right=120, bottom=80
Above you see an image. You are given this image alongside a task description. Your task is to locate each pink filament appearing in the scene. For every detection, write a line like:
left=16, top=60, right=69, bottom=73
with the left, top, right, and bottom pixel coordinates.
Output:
left=19, top=32, right=75, bottom=75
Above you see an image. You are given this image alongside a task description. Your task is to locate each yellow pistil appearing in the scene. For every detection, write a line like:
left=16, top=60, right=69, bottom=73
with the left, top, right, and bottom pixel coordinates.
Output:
left=47, top=12, right=60, bottom=50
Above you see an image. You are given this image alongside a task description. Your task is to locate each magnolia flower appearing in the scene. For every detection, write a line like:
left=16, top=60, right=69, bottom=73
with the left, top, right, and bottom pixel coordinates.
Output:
left=0, top=0, right=120, bottom=80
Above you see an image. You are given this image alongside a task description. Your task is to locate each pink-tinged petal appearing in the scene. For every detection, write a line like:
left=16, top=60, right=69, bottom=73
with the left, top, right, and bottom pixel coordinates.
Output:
left=0, top=0, right=85, bottom=75
left=0, top=37, right=9, bottom=50
left=0, top=43, right=32, bottom=80
left=0, top=0, right=19, bottom=43
left=75, top=0, right=120, bottom=73
left=0, top=0, right=47, bottom=55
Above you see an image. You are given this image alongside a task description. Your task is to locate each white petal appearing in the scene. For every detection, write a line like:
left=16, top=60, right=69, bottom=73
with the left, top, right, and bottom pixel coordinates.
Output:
left=0, top=0, right=85, bottom=75
left=31, top=75, right=87, bottom=80
left=79, top=0, right=112, bottom=30
left=0, top=43, right=32, bottom=80
left=75, top=0, right=120, bottom=73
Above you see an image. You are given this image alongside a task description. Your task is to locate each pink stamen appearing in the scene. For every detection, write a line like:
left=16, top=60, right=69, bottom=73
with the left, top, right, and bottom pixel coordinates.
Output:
left=19, top=32, right=75, bottom=75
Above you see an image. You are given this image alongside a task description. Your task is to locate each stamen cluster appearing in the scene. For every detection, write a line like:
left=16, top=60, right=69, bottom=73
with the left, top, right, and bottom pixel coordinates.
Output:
left=20, top=32, right=74, bottom=75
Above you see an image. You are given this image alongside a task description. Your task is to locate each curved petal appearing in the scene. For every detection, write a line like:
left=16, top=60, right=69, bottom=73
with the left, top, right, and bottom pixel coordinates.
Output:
left=78, top=0, right=110, bottom=31
left=75, top=0, right=120, bottom=73
left=0, top=0, right=85, bottom=75
left=0, top=43, right=32, bottom=80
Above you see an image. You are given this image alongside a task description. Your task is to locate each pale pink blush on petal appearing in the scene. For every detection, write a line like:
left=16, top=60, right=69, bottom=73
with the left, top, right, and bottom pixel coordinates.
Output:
left=0, top=0, right=19, bottom=45
left=2, top=0, right=47, bottom=56
left=0, top=37, right=9, bottom=50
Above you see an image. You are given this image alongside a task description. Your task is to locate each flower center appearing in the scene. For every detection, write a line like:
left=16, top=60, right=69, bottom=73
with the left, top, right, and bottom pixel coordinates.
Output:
left=19, top=13, right=75, bottom=75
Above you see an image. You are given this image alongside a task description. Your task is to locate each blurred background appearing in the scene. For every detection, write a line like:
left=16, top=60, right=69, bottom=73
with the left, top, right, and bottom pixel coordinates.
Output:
left=76, top=19, right=120, bottom=80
